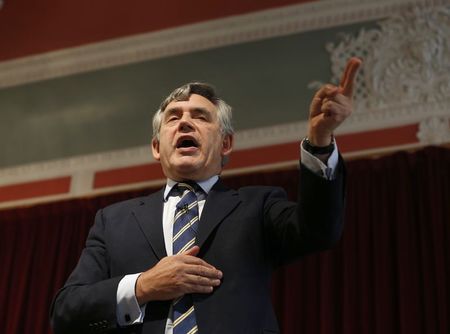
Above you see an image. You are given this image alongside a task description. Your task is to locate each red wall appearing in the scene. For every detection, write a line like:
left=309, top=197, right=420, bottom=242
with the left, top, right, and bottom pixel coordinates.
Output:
left=0, top=0, right=315, bottom=61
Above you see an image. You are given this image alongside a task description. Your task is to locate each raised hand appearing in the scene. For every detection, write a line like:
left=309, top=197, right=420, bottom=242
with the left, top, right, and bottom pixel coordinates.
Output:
left=307, top=57, right=362, bottom=146
left=135, top=246, right=222, bottom=305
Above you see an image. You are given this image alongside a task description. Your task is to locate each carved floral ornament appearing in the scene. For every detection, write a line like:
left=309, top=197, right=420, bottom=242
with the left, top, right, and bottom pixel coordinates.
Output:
left=417, top=116, right=450, bottom=145
left=310, top=4, right=450, bottom=144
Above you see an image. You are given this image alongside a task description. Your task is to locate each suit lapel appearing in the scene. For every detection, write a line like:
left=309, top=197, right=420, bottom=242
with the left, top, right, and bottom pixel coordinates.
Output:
left=130, top=181, right=241, bottom=258
left=196, top=180, right=241, bottom=249
left=132, top=189, right=167, bottom=260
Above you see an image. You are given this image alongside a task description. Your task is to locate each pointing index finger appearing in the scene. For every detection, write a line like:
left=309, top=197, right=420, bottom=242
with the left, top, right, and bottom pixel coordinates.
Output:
left=339, top=57, right=362, bottom=97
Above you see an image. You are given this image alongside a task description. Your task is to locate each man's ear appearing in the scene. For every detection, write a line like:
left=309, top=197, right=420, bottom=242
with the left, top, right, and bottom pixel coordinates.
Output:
left=151, top=138, right=161, bottom=161
left=221, top=134, right=233, bottom=157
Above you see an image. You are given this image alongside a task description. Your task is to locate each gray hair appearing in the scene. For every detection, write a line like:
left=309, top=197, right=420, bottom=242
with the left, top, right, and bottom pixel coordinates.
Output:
left=152, top=82, right=234, bottom=140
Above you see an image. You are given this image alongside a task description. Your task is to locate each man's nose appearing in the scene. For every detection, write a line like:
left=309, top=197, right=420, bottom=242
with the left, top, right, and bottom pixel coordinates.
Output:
left=178, top=115, right=194, bottom=132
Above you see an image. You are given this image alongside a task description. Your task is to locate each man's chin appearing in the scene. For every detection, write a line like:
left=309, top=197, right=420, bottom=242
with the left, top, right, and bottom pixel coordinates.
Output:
left=173, top=156, right=199, bottom=167
left=170, top=159, right=202, bottom=177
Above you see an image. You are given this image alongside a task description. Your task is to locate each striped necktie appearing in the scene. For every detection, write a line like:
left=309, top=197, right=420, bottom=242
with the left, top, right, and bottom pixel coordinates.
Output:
left=173, top=182, right=199, bottom=334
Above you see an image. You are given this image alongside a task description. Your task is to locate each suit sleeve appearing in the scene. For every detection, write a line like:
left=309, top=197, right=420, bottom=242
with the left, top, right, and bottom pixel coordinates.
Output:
left=264, top=156, right=346, bottom=266
left=50, top=209, right=123, bottom=334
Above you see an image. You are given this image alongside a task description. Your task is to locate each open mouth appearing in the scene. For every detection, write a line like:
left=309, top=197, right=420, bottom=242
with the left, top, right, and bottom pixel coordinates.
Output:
left=176, top=137, right=199, bottom=149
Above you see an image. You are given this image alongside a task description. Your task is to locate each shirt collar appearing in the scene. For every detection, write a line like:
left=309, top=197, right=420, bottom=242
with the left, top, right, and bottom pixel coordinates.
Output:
left=163, top=175, right=219, bottom=200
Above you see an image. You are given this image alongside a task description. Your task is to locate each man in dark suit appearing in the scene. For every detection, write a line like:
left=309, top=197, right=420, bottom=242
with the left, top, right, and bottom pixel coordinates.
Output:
left=51, top=58, right=361, bottom=334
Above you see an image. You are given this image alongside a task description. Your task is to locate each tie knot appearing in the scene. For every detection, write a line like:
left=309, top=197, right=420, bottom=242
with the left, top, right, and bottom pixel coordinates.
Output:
left=168, top=182, right=206, bottom=202
left=175, top=183, right=199, bottom=211
left=177, top=182, right=197, bottom=193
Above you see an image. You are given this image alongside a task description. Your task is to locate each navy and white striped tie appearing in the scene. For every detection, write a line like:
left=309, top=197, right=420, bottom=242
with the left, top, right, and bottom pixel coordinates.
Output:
left=173, top=182, right=199, bottom=334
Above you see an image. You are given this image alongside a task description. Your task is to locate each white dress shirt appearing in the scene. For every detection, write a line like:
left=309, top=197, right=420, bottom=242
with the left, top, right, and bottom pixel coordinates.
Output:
left=116, top=141, right=339, bottom=331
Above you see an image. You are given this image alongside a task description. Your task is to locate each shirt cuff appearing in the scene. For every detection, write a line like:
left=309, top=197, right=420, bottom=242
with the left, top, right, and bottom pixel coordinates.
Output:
left=116, top=273, right=147, bottom=327
left=300, top=140, right=339, bottom=180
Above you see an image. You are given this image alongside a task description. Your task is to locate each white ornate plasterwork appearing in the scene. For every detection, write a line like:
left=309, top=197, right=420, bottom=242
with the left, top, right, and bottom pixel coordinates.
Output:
left=325, top=4, right=450, bottom=108
left=310, top=3, right=450, bottom=133
left=0, top=0, right=446, bottom=89
left=417, top=116, right=450, bottom=144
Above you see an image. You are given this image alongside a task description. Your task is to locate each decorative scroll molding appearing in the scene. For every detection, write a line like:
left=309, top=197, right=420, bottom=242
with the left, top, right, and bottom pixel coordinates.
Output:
left=310, top=3, right=450, bottom=129
left=0, top=0, right=446, bottom=89
left=326, top=5, right=449, bottom=108
left=417, top=116, right=450, bottom=144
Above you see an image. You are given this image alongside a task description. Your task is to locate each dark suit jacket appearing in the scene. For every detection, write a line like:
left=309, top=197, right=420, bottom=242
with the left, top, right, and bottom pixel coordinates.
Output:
left=51, top=161, right=345, bottom=334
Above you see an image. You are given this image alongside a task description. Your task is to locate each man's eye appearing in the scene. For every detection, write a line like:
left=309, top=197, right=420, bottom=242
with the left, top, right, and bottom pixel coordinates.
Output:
left=167, top=116, right=179, bottom=122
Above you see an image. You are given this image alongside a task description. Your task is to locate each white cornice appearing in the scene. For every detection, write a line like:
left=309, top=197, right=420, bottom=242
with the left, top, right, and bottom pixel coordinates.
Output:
left=1, top=98, right=448, bottom=186
left=342, top=100, right=450, bottom=134
left=0, top=0, right=445, bottom=89
left=0, top=146, right=154, bottom=184
left=0, top=123, right=305, bottom=185
left=0, top=140, right=443, bottom=210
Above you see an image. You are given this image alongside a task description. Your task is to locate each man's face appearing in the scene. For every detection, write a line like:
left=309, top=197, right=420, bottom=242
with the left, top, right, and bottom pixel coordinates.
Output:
left=152, top=94, right=233, bottom=181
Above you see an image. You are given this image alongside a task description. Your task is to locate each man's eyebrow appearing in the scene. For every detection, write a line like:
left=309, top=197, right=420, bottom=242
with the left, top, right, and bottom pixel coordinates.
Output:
left=163, top=107, right=181, bottom=116
left=163, top=106, right=213, bottom=119
left=191, top=107, right=211, bottom=114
